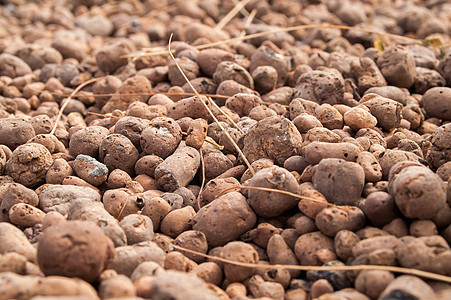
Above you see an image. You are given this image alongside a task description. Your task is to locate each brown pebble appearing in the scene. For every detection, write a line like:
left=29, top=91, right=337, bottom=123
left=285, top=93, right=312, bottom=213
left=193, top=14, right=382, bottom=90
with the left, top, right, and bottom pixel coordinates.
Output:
left=9, top=203, right=46, bottom=228
left=37, top=220, right=114, bottom=283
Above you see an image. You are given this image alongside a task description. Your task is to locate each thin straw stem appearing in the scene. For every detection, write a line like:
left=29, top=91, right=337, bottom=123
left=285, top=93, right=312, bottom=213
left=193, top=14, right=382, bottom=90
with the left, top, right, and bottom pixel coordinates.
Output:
left=50, top=77, right=104, bottom=135
left=215, top=0, right=252, bottom=30
left=168, top=34, right=255, bottom=175
left=123, top=23, right=423, bottom=59
left=170, top=244, right=451, bottom=284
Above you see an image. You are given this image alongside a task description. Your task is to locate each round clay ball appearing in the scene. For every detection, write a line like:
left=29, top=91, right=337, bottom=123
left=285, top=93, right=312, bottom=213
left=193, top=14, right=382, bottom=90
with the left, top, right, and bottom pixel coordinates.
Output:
left=37, top=220, right=114, bottom=282
left=140, top=117, right=182, bottom=159
left=0, top=118, right=35, bottom=150
left=426, top=123, right=451, bottom=169
left=390, top=166, right=446, bottom=219
left=119, top=214, right=154, bottom=245
left=6, top=143, right=53, bottom=187
left=221, top=241, right=259, bottom=283
left=9, top=203, right=46, bottom=228
left=99, top=134, right=139, bottom=175
left=422, top=87, right=451, bottom=121
left=246, top=166, right=300, bottom=218
left=114, top=116, right=151, bottom=150
left=69, top=126, right=110, bottom=158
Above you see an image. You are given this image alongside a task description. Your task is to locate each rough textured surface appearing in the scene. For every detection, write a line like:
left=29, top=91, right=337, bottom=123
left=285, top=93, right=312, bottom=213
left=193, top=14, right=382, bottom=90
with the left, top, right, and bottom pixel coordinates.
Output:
left=99, top=134, right=139, bottom=175
left=154, top=146, right=200, bottom=192
left=6, top=143, right=53, bottom=187
left=240, top=116, right=303, bottom=165
left=426, top=123, right=451, bottom=169
left=0, top=119, right=35, bottom=150
left=68, top=199, right=127, bottom=247
left=390, top=166, right=446, bottom=219
left=0, top=182, right=39, bottom=222
left=73, top=154, right=108, bottom=186
left=38, top=185, right=101, bottom=215
left=293, top=70, right=345, bottom=105
left=0, top=1, right=450, bottom=298
left=377, top=45, right=417, bottom=88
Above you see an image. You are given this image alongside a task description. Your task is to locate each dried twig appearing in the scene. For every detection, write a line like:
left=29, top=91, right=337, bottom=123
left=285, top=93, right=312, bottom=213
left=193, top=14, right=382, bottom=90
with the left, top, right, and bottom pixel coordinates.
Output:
left=215, top=185, right=349, bottom=212
left=205, top=137, right=224, bottom=150
left=38, top=90, right=230, bottom=100
left=123, top=23, right=426, bottom=60
left=170, top=243, right=451, bottom=284
left=239, top=8, right=257, bottom=39
left=50, top=77, right=104, bottom=135
left=207, top=97, right=244, bottom=135
left=197, top=149, right=206, bottom=211
left=215, top=0, right=253, bottom=30
left=168, top=34, right=255, bottom=175
left=231, top=0, right=251, bottom=18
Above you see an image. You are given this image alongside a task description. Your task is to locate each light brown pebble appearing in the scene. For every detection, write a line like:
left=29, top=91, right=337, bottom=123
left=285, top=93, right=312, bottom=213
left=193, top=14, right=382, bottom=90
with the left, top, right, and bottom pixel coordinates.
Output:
left=221, top=241, right=259, bottom=283
left=378, top=275, right=435, bottom=299
left=108, top=241, right=165, bottom=278
left=140, top=117, right=183, bottom=159
left=356, top=151, right=382, bottom=182
left=174, top=230, right=208, bottom=263
left=305, top=141, right=361, bottom=165
left=313, top=158, right=365, bottom=206
left=160, top=206, right=196, bottom=238
left=141, top=196, right=171, bottom=231
left=106, top=169, right=132, bottom=189
left=409, top=220, right=438, bottom=237
left=99, top=134, right=139, bottom=175
left=247, top=274, right=285, bottom=299
left=343, top=106, right=377, bottom=131
left=315, top=104, right=344, bottom=130
left=316, top=206, right=366, bottom=237
left=69, top=126, right=110, bottom=158
left=252, top=65, right=278, bottom=94
left=119, top=214, right=154, bottom=245
left=310, top=279, right=334, bottom=299
left=0, top=118, right=35, bottom=151
left=194, top=192, right=256, bottom=247
left=426, top=123, right=451, bottom=169
left=99, top=274, right=136, bottom=299
left=164, top=251, right=197, bottom=272
left=9, top=203, right=46, bottom=228
left=37, top=220, right=114, bottom=283
left=294, top=231, right=335, bottom=266
left=360, top=93, right=402, bottom=131
left=135, top=155, right=164, bottom=178
left=190, top=262, right=223, bottom=286
left=293, top=69, right=344, bottom=105
left=186, top=118, right=208, bottom=150
left=154, top=145, right=200, bottom=192
left=45, top=158, right=74, bottom=184
left=390, top=166, right=446, bottom=219
left=6, top=143, right=53, bottom=187
left=377, top=45, right=416, bottom=88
